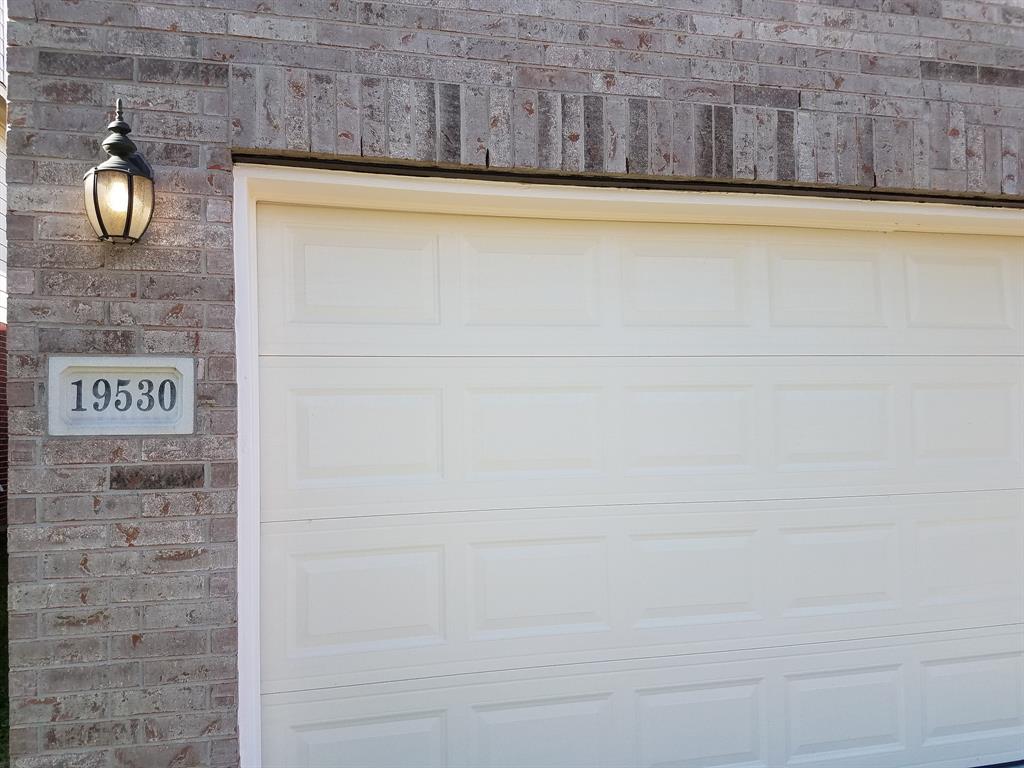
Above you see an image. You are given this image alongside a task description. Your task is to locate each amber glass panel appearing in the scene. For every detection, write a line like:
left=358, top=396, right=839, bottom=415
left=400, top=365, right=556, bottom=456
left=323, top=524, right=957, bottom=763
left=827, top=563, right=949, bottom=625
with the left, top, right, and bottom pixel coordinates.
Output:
left=83, top=172, right=104, bottom=238
left=128, top=175, right=155, bottom=241
left=95, top=170, right=130, bottom=238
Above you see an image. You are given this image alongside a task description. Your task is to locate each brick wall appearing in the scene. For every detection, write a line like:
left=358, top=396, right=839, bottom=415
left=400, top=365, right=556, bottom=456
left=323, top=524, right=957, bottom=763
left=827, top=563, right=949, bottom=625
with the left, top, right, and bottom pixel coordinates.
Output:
left=6, top=1, right=238, bottom=764
left=7, top=1, right=1024, bottom=766
left=1, top=110, right=7, bottom=533
left=219, top=0, right=1023, bottom=194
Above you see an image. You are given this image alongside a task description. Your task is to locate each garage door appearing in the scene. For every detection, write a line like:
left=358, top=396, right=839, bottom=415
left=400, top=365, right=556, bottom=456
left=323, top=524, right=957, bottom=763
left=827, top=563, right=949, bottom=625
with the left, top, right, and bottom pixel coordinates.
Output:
left=254, top=199, right=1024, bottom=768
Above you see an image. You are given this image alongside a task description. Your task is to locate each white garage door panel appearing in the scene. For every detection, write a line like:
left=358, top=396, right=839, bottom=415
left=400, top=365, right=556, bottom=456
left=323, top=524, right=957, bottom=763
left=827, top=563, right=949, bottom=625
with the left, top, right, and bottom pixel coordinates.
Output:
left=259, top=357, right=1023, bottom=521
left=260, top=491, right=1023, bottom=693
left=261, top=630, right=1024, bottom=768
left=254, top=195, right=1024, bottom=768
left=255, top=205, right=1024, bottom=357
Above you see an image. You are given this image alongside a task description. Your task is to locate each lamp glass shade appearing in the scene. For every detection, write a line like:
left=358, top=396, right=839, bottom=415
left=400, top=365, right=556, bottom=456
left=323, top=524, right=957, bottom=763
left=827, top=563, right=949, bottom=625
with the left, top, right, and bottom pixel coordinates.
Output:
left=83, top=173, right=104, bottom=238
left=83, top=167, right=154, bottom=244
left=128, top=174, right=155, bottom=241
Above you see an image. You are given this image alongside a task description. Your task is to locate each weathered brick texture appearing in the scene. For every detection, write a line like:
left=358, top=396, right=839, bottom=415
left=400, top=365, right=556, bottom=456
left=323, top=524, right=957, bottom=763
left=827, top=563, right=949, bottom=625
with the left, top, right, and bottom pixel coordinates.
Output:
left=7, top=0, right=1024, bottom=765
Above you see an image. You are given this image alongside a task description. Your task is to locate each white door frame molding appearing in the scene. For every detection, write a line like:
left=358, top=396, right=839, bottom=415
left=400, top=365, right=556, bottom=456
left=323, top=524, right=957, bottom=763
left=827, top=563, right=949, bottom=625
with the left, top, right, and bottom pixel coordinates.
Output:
left=232, top=163, right=1024, bottom=767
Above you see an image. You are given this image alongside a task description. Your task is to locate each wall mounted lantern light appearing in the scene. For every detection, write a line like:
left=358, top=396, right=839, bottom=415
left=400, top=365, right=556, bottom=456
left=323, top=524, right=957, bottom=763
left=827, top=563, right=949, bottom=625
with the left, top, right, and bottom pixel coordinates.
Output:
left=83, top=99, right=155, bottom=244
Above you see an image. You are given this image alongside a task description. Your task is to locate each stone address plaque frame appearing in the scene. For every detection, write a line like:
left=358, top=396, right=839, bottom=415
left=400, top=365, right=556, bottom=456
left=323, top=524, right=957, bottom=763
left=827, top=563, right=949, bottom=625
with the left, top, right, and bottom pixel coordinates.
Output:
left=48, top=355, right=195, bottom=436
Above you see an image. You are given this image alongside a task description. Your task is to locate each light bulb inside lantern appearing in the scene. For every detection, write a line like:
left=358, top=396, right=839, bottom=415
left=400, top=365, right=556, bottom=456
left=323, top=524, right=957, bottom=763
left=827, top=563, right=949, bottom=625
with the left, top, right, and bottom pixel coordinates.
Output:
left=103, top=174, right=130, bottom=214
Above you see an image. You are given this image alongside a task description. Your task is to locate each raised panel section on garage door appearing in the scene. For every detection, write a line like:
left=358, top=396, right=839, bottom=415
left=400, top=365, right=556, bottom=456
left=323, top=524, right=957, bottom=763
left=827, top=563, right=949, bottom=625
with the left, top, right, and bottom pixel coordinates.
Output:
left=262, top=630, right=1024, bottom=768
left=255, top=205, right=1024, bottom=357
left=261, top=490, right=1024, bottom=693
left=259, top=356, right=1023, bottom=520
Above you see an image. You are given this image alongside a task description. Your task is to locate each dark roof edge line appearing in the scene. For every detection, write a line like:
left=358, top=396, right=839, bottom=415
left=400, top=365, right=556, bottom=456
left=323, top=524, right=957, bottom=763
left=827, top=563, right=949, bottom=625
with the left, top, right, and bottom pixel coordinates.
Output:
left=232, top=152, right=1024, bottom=211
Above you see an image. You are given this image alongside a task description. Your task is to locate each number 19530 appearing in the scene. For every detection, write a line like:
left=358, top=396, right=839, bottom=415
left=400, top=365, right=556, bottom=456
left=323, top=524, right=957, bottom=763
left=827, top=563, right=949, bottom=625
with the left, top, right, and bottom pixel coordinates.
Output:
left=71, top=378, right=178, bottom=413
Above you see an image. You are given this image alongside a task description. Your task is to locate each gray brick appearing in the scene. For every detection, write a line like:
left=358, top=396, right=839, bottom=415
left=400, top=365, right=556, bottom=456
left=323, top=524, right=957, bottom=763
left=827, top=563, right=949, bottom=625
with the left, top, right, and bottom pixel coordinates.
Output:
left=882, top=0, right=941, bottom=17
left=39, top=329, right=136, bottom=355
left=755, top=107, right=778, bottom=181
left=109, top=465, right=205, bottom=493
left=561, top=93, right=584, bottom=172
left=415, top=81, right=439, bottom=162
left=537, top=91, right=562, bottom=170
left=440, top=9, right=514, bottom=37
left=141, top=491, right=235, bottom=518
left=593, top=71, right=662, bottom=97
left=1001, top=129, right=1020, bottom=195
left=546, top=44, right=616, bottom=72
left=860, top=54, right=920, bottom=79
left=604, top=96, right=628, bottom=173
left=965, top=124, right=986, bottom=192
left=733, top=105, right=756, bottom=180
left=735, top=85, right=799, bottom=109
left=835, top=115, right=857, bottom=186
left=38, top=51, right=132, bottom=79
left=140, top=711, right=235, bottom=743
left=792, top=111, right=814, bottom=182
left=111, top=629, right=207, bottom=657
left=489, top=87, right=513, bottom=168
left=142, top=656, right=237, bottom=685
left=671, top=101, right=694, bottom=177
left=10, top=578, right=108, bottom=611
left=690, top=58, right=757, bottom=83
left=663, top=79, right=733, bottom=105
left=922, top=60, right=978, bottom=83
left=10, top=637, right=107, bottom=669
left=10, top=692, right=107, bottom=726
left=283, top=68, right=310, bottom=152
left=360, top=2, right=438, bottom=29
left=108, top=29, right=202, bottom=59
left=42, top=720, right=138, bottom=750
left=627, top=98, right=650, bottom=174
left=583, top=95, right=604, bottom=172
left=113, top=743, right=209, bottom=768
left=439, top=83, right=463, bottom=164
left=108, top=685, right=206, bottom=717
left=755, top=21, right=817, bottom=45
left=10, top=469, right=108, bottom=496
left=973, top=124, right=1002, bottom=194
left=873, top=117, right=914, bottom=188
left=815, top=113, right=838, bottom=184
left=856, top=116, right=875, bottom=185
left=979, top=66, right=1024, bottom=88
left=360, top=77, right=387, bottom=157
left=462, top=85, right=489, bottom=167
left=948, top=104, right=966, bottom=172
left=337, top=74, right=361, bottom=156
left=667, top=33, right=733, bottom=60
left=10, top=298, right=105, bottom=326
left=515, top=66, right=590, bottom=91
left=694, top=103, right=714, bottom=178
left=39, top=662, right=140, bottom=693
left=110, top=301, right=204, bottom=329
left=651, top=100, right=673, bottom=176
left=228, top=14, right=313, bottom=42
left=141, top=275, right=233, bottom=302
left=713, top=105, right=734, bottom=178
left=386, top=78, right=416, bottom=160
left=435, top=59, right=512, bottom=87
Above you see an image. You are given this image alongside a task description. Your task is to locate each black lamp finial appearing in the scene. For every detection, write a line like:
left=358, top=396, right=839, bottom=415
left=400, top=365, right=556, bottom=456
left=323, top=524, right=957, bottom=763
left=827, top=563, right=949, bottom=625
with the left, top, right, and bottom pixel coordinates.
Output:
left=101, top=98, right=137, bottom=162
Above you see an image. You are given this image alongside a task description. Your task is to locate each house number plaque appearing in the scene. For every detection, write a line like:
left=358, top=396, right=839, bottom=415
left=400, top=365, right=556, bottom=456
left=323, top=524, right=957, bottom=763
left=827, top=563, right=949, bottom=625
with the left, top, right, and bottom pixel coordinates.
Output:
left=48, top=356, right=195, bottom=436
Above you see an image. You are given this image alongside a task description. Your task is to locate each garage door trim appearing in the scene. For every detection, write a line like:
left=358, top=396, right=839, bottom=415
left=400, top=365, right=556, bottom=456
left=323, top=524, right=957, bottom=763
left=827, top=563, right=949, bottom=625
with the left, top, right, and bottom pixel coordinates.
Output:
left=232, top=164, right=1024, bottom=767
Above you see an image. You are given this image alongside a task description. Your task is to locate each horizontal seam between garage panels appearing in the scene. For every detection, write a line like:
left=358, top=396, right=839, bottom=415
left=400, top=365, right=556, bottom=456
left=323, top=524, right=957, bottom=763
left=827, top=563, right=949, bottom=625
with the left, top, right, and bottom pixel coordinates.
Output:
left=257, top=486, right=1024, bottom=526
left=261, top=622, right=1024, bottom=699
